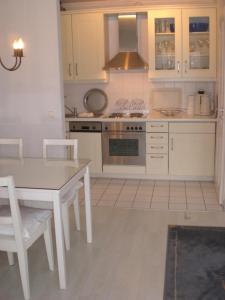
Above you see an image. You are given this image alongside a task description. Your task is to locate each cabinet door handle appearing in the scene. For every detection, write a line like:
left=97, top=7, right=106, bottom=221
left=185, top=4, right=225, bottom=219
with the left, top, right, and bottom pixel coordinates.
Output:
left=68, top=64, right=72, bottom=77
left=75, top=63, right=78, bottom=76
left=170, top=137, right=174, bottom=151
left=151, top=125, right=164, bottom=128
left=150, top=155, right=164, bottom=159
left=177, top=61, right=180, bottom=73
left=184, top=60, right=188, bottom=73
left=151, top=146, right=164, bottom=149
left=150, top=136, right=164, bottom=139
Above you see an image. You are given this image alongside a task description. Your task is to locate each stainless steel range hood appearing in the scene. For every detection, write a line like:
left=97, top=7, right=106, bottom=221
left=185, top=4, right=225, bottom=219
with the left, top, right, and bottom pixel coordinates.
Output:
left=103, top=14, right=148, bottom=71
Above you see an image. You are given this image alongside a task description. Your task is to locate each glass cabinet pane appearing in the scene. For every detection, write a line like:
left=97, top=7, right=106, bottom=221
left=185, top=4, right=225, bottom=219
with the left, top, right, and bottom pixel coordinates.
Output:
left=189, top=17, right=209, bottom=70
left=155, top=18, right=175, bottom=70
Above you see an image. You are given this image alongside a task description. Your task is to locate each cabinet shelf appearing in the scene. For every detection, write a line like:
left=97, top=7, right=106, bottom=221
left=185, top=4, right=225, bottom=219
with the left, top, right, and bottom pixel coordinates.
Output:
left=190, top=31, right=209, bottom=35
left=155, top=32, right=175, bottom=36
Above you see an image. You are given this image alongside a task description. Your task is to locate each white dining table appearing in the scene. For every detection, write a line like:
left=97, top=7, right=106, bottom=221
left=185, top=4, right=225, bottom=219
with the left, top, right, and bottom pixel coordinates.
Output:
left=0, top=157, right=92, bottom=289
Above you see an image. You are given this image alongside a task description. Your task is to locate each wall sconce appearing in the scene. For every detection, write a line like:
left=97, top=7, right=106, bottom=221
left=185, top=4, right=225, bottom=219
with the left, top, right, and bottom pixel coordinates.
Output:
left=0, top=38, right=24, bottom=71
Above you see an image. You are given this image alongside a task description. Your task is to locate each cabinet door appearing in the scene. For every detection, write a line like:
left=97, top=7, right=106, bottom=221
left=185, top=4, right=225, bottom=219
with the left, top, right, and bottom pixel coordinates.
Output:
left=148, top=9, right=182, bottom=79
left=72, top=13, right=106, bottom=81
left=70, top=132, right=102, bottom=174
left=61, top=15, right=74, bottom=81
left=169, top=133, right=215, bottom=177
left=182, top=8, right=216, bottom=79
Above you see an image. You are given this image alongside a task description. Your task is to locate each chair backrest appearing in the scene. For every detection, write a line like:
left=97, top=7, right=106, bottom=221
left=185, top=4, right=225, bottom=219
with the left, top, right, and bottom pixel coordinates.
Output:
left=0, top=138, right=23, bottom=159
left=43, top=139, right=78, bottom=160
left=0, top=176, right=24, bottom=245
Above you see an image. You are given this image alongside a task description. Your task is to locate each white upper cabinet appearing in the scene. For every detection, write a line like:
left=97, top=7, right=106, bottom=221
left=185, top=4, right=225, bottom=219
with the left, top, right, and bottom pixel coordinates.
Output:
left=148, top=8, right=216, bottom=80
left=61, top=15, right=74, bottom=81
left=61, top=13, right=107, bottom=82
left=182, top=8, right=216, bottom=79
left=148, top=9, right=182, bottom=79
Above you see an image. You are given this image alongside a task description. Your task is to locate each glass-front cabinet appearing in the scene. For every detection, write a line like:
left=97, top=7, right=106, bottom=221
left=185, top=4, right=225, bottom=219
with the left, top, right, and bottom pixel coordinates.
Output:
left=148, top=8, right=216, bottom=80
left=148, top=10, right=182, bottom=79
left=182, top=8, right=216, bottom=79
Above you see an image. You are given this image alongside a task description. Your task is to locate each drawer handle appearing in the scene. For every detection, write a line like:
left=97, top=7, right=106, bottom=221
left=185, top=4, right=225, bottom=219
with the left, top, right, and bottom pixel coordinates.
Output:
left=151, top=146, right=164, bottom=149
left=150, top=136, right=164, bottom=139
left=150, top=125, right=164, bottom=128
left=150, top=156, right=164, bottom=159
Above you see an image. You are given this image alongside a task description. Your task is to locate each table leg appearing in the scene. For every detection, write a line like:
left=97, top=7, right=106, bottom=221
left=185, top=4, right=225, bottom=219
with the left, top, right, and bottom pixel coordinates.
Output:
left=84, top=165, right=92, bottom=243
left=53, top=192, right=67, bottom=289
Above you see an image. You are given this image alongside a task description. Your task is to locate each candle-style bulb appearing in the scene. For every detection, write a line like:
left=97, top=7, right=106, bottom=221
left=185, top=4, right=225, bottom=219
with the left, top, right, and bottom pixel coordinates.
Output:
left=13, top=38, right=24, bottom=50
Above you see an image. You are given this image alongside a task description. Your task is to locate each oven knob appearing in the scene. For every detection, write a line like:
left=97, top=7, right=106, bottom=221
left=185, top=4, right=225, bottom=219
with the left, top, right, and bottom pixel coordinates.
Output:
left=135, top=126, right=138, bottom=130
left=131, top=126, right=134, bottom=130
left=126, top=126, right=130, bottom=130
left=139, top=126, right=142, bottom=130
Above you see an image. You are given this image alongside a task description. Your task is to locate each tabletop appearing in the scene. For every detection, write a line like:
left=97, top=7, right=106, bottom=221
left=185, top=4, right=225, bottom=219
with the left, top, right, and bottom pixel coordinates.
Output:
left=0, top=158, right=90, bottom=190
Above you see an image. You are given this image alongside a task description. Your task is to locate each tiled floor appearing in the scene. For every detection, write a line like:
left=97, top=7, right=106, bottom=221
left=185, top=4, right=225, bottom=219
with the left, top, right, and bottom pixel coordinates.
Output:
left=80, top=178, right=222, bottom=212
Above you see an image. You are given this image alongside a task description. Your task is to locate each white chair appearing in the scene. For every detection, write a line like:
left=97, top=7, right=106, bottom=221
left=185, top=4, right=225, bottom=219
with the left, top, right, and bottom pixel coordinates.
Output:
left=0, top=138, right=23, bottom=158
left=0, top=176, right=54, bottom=300
left=43, top=139, right=82, bottom=251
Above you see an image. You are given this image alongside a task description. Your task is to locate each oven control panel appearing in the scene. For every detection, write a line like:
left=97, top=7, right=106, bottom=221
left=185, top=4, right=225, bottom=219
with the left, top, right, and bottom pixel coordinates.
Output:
left=102, top=122, right=146, bottom=132
left=69, top=121, right=102, bottom=132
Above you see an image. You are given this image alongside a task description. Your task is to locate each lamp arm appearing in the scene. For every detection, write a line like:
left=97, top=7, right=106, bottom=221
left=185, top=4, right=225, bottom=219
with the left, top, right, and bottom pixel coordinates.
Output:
left=0, top=56, right=22, bottom=71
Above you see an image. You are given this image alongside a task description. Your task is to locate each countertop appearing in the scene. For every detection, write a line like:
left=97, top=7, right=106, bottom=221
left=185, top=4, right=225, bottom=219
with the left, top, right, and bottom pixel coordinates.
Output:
left=65, top=112, right=217, bottom=123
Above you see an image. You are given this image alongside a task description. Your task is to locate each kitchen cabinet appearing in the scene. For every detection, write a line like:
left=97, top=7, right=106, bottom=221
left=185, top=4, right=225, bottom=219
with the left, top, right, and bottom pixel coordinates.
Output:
left=61, top=15, right=74, bottom=81
left=70, top=132, right=102, bottom=174
left=61, top=12, right=107, bottom=82
left=148, top=8, right=216, bottom=80
left=146, top=122, right=169, bottom=175
left=169, top=123, right=215, bottom=177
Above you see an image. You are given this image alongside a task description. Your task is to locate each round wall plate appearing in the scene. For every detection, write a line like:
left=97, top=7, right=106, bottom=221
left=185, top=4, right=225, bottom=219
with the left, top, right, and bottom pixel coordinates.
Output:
left=83, top=89, right=108, bottom=114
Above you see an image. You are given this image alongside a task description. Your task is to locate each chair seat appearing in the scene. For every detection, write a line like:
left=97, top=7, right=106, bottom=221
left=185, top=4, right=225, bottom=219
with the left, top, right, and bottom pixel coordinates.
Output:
left=0, top=206, right=52, bottom=240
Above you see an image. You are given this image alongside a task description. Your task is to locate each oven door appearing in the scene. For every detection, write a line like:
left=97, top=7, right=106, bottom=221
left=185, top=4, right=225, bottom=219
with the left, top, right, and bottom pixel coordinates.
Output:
left=102, top=132, right=146, bottom=165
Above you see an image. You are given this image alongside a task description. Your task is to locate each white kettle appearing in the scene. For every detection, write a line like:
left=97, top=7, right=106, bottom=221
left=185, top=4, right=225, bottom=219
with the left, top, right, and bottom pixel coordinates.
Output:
left=194, top=90, right=213, bottom=116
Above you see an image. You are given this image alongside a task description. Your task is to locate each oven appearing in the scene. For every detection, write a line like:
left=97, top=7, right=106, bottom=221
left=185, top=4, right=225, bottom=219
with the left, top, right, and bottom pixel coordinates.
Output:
left=102, top=122, right=146, bottom=166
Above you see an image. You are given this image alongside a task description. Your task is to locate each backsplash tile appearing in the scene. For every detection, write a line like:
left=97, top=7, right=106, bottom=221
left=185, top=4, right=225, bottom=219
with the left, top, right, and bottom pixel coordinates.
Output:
left=64, top=73, right=216, bottom=114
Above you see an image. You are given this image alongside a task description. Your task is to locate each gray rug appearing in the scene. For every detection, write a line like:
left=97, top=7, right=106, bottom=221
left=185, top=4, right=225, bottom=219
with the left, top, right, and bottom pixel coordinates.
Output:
left=164, top=226, right=225, bottom=300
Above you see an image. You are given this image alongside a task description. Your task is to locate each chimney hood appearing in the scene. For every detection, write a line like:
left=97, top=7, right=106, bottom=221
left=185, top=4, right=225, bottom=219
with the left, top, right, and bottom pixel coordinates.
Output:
left=103, top=14, right=148, bottom=71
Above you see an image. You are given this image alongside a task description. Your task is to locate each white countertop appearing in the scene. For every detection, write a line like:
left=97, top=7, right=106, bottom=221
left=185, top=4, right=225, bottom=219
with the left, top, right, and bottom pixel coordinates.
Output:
left=65, top=112, right=217, bottom=123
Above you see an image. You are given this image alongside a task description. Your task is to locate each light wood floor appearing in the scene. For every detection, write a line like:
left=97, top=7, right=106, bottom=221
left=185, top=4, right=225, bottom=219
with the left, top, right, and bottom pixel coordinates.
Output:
left=0, top=207, right=225, bottom=300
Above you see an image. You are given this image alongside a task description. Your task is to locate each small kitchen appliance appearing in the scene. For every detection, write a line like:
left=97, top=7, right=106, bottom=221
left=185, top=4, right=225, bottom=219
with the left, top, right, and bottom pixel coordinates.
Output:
left=194, top=90, right=212, bottom=116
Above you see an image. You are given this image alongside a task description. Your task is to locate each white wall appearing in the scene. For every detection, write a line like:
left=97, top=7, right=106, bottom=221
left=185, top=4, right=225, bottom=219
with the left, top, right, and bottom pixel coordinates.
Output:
left=0, top=0, right=65, bottom=157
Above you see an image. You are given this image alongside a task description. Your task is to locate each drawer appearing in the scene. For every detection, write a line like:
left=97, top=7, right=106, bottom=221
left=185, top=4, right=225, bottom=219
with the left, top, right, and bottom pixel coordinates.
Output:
left=169, top=122, right=216, bottom=133
left=147, top=144, right=168, bottom=154
left=146, top=154, right=168, bottom=175
left=147, top=133, right=168, bottom=144
left=147, top=122, right=168, bottom=132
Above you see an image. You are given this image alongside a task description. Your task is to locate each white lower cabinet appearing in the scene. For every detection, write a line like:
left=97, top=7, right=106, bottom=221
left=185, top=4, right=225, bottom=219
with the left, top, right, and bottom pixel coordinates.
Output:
left=169, top=123, right=215, bottom=177
left=147, top=154, right=168, bottom=175
left=69, top=132, right=102, bottom=174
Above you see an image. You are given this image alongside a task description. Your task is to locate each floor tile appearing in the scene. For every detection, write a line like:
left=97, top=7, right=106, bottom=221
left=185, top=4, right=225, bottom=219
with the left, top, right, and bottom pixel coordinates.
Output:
left=97, top=200, right=116, bottom=207
left=152, top=196, right=169, bottom=203
left=132, top=201, right=150, bottom=209
left=206, top=204, right=223, bottom=211
left=150, top=202, right=169, bottom=210
left=115, top=201, right=133, bottom=208
left=169, top=203, right=187, bottom=211
left=169, top=197, right=186, bottom=204
left=187, top=203, right=206, bottom=211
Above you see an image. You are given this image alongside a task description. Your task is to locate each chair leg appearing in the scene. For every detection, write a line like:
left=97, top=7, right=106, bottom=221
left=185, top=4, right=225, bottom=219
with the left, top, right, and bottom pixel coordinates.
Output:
left=17, top=249, right=30, bottom=300
left=7, top=252, right=15, bottom=266
left=62, top=203, right=70, bottom=251
left=73, top=193, right=81, bottom=231
left=44, top=219, right=54, bottom=271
